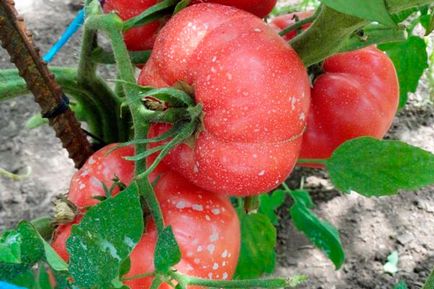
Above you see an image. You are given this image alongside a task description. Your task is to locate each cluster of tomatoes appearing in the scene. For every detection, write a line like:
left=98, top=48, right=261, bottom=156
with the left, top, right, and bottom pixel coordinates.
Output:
left=52, top=0, right=399, bottom=288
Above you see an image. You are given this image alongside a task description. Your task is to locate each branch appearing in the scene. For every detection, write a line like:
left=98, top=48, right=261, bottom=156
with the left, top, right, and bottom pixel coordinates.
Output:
left=0, top=0, right=93, bottom=168
left=291, top=0, right=434, bottom=66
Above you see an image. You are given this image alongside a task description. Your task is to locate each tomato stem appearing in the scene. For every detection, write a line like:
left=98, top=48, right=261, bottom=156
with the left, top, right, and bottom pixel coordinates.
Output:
left=84, top=1, right=166, bottom=233
left=171, top=271, right=307, bottom=289
left=122, top=271, right=155, bottom=281
left=296, top=158, right=328, bottom=165
left=278, top=9, right=319, bottom=38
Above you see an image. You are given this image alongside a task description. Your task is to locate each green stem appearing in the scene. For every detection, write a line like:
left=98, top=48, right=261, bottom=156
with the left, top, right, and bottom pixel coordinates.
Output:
left=122, top=271, right=155, bottom=281
left=296, top=158, right=328, bottom=165
left=291, top=0, right=434, bottom=66
left=0, top=67, right=104, bottom=139
left=85, top=6, right=165, bottom=233
left=172, top=272, right=304, bottom=289
left=244, top=196, right=260, bottom=212
left=281, top=182, right=291, bottom=192
left=279, top=11, right=319, bottom=37
left=78, top=7, right=126, bottom=143
left=423, top=267, right=434, bottom=289
left=91, top=47, right=151, bottom=65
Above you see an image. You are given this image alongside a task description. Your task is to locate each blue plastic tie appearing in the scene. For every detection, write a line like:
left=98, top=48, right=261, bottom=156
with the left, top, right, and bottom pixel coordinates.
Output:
left=42, top=9, right=85, bottom=63
left=0, top=281, right=28, bottom=289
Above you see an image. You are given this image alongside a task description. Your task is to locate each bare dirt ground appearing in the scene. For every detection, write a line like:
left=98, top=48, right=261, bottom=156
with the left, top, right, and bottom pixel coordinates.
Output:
left=0, top=1, right=433, bottom=288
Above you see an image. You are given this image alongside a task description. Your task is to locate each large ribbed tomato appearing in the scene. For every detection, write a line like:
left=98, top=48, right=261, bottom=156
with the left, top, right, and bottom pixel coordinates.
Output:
left=52, top=170, right=240, bottom=289
left=272, top=13, right=399, bottom=165
left=140, top=4, right=310, bottom=196
left=103, top=0, right=164, bottom=51
left=190, top=0, right=277, bottom=17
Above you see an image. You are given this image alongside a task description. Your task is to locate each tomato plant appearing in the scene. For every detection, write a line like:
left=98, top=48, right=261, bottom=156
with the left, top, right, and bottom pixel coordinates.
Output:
left=1, top=1, right=434, bottom=289
left=141, top=3, right=310, bottom=196
left=52, top=163, right=240, bottom=289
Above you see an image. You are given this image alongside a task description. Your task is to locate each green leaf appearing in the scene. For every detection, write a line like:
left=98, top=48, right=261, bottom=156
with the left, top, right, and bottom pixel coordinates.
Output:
left=339, top=24, right=407, bottom=52
left=123, top=0, right=177, bottom=31
left=384, top=251, right=399, bottom=275
left=38, top=265, right=54, bottom=289
left=379, top=36, right=428, bottom=107
left=394, top=280, right=408, bottom=289
left=0, top=231, right=22, bottom=264
left=289, top=190, right=345, bottom=269
left=7, top=269, right=37, bottom=289
left=258, top=190, right=288, bottom=225
left=320, top=0, right=396, bottom=27
left=234, top=213, right=276, bottom=279
left=327, top=137, right=434, bottom=197
left=154, top=226, right=181, bottom=272
left=0, top=222, right=45, bottom=281
left=67, top=185, right=144, bottom=289
left=41, top=239, right=68, bottom=272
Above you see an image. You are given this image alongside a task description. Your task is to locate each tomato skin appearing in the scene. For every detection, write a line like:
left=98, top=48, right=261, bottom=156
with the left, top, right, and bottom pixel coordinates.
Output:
left=125, top=170, right=240, bottom=289
left=52, top=170, right=240, bottom=289
left=103, top=0, right=163, bottom=51
left=190, top=0, right=277, bottom=17
left=272, top=13, right=399, bottom=165
left=140, top=4, right=310, bottom=196
left=68, top=144, right=135, bottom=209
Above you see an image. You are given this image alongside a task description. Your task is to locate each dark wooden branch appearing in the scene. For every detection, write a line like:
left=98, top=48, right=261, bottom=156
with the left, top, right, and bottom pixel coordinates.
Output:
left=0, top=0, right=93, bottom=168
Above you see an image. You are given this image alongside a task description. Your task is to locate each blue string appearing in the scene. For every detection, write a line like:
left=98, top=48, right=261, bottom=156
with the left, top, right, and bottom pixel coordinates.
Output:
left=0, top=281, right=28, bottom=289
left=42, top=9, right=85, bottom=63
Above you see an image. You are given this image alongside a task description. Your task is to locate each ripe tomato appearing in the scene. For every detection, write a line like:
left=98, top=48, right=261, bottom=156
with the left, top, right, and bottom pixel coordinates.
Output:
left=68, top=144, right=135, bottom=208
left=272, top=13, right=399, bottom=165
left=190, top=0, right=277, bottom=18
left=140, top=4, right=310, bottom=196
left=103, top=0, right=164, bottom=51
left=52, top=171, right=240, bottom=289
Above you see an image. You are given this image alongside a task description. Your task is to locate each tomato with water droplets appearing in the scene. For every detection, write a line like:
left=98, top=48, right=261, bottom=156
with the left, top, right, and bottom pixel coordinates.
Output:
left=103, top=0, right=164, bottom=51
left=190, top=0, right=277, bottom=18
left=52, top=161, right=240, bottom=289
left=272, top=13, right=399, bottom=166
left=67, top=144, right=135, bottom=209
left=140, top=4, right=310, bottom=196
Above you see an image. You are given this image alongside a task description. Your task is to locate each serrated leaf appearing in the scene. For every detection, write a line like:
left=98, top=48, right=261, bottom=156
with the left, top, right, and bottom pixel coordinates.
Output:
left=67, top=185, right=144, bottom=289
left=327, top=137, right=434, bottom=197
left=379, top=36, right=428, bottom=107
left=258, top=189, right=288, bottom=225
left=234, top=213, right=276, bottom=279
left=321, top=0, right=396, bottom=27
left=154, top=226, right=181, bottom=273
left=394, top=280, right=408, bottom=289
left=0, top=222, right=45, bottom=281
left=384, top=251, right=399, bottom=275
left=289, top=190, right=345, bottom=269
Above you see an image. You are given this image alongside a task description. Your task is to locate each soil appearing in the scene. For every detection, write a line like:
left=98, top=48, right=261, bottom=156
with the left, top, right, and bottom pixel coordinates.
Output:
left=0, top=1, right=433, bottom=289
